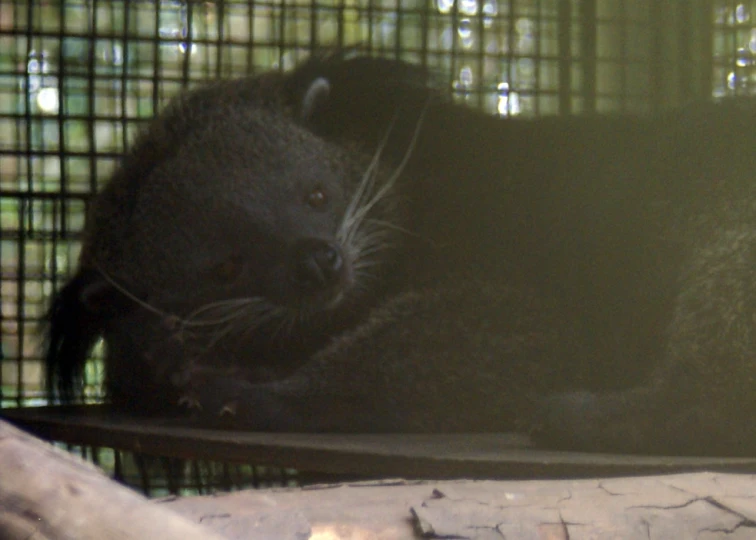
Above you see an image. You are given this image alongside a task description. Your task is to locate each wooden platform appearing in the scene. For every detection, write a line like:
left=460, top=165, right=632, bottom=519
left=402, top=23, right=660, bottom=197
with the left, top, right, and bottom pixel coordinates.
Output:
left=5, top=405, right=756, bottom=479
left=5, top=416, right=756, bottom=539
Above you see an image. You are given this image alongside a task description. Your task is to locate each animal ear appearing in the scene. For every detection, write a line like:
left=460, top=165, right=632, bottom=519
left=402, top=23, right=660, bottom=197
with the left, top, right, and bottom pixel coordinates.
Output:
left=44, top=269, right=129, bottom=403
left=299, top=76, right=331, bottom=123
left=77, top=272, right=124, bottom=316
left=285, top=52, right=445, bottom=147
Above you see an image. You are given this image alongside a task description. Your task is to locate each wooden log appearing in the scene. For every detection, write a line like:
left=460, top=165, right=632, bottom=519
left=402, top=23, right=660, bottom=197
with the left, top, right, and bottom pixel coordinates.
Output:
left=0, top=418, right=225, bottom=540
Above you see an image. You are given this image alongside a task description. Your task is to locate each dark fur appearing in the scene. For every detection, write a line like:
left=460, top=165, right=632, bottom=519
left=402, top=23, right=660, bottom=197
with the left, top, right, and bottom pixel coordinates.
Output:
left=46, top=53, right=756, bottom=455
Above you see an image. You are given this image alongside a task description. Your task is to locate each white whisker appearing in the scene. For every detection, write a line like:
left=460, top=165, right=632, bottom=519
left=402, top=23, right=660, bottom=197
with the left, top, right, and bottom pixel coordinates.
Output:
left=337, top=99, right=430, bottom=286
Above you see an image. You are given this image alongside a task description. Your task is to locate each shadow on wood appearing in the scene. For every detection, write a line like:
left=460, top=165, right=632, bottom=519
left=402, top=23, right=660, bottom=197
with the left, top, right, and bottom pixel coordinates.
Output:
left=5, top=405, right=756, bottom=479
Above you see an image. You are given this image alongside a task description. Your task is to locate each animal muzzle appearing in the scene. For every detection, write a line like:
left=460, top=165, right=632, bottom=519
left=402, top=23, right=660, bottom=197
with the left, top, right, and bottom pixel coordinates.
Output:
left=290, top=238, right=351, bottom=299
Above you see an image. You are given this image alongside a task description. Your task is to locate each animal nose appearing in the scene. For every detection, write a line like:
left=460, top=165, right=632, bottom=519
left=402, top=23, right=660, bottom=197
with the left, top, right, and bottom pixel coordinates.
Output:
left=291, top=239, right=345, bottom=292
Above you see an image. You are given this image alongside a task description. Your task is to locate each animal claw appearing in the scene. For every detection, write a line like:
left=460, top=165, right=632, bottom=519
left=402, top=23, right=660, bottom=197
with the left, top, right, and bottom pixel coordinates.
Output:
left=219, top=401, right=238, bottom=417
left=178, top=395, right=202, bottom=410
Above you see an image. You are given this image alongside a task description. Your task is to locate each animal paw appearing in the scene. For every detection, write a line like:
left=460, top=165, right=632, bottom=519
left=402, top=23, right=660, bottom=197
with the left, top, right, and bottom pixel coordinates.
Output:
left=177, top=394, right=203, bottom=411
left=218, top=400, right=239, bottom=417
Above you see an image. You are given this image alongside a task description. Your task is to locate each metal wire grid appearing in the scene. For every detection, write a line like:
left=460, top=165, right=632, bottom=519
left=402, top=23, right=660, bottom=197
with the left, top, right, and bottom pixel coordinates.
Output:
left=60, top=444, right=301, bottom=496
left=713, top=1, right=756, bottom=97
left=0, top=0, right=753, bottom=494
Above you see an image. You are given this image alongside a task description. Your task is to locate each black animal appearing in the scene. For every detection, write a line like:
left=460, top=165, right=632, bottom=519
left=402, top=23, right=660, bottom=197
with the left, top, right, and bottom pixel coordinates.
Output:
left=46, top=53, right=756, bottom=456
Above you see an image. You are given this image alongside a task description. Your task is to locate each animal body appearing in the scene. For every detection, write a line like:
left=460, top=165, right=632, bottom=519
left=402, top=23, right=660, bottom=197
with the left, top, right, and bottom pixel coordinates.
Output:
left=46, top=54, right=756, bottom=456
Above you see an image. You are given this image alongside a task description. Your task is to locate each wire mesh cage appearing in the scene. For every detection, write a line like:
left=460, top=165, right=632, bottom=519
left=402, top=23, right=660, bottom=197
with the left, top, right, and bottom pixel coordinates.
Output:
left=1, top=0, right=755, bottom=495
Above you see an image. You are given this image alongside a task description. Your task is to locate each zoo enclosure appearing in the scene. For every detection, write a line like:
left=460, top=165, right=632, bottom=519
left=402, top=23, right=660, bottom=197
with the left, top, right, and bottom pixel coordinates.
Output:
left=1, top=0, right=755, bottom=494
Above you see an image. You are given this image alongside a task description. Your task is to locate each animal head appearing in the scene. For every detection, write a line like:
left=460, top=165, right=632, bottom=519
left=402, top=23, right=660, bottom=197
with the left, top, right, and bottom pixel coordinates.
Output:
left=45, top=54, right=436, bottom=402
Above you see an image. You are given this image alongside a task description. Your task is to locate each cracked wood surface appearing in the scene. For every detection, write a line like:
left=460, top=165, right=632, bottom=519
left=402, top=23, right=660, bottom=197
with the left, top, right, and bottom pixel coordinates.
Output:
left=162, top=474, right=756, bottom=539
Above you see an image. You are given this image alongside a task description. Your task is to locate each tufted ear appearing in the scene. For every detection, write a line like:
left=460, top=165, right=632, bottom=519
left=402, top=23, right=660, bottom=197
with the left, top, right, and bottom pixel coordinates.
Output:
left=44, top=269, right=129, bottom=403
left=299, top=76, right=331, bottom=123
left=284, top=52, right=447, bottom=152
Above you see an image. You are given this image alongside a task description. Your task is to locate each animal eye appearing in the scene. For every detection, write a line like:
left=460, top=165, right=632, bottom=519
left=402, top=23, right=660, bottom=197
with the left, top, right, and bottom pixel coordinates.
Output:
left=212, top=257, right=243, bottom=282
left=306, top=187, right=328, bottom=208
